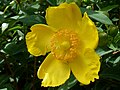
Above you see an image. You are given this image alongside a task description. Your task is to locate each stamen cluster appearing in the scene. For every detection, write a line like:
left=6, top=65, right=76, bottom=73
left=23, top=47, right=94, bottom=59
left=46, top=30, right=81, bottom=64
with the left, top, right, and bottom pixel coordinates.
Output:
left=51, top=29, right=80, bottom=62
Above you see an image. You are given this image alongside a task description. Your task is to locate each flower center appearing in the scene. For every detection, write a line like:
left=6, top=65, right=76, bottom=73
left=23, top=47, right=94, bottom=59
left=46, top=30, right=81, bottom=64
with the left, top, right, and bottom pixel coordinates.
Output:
left=51, top=29, right=80, bottom=62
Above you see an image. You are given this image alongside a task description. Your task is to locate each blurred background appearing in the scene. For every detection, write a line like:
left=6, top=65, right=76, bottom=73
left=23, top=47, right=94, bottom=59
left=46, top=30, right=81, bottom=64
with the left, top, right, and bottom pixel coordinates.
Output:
left=0, top=0, right=120, bottom=90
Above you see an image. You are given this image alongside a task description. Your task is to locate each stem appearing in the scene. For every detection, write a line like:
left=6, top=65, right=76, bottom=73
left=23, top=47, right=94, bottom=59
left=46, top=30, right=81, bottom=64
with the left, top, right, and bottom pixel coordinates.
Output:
left=32, top=57, right=37, bottom=90
left=15, top=0, right=21, bottom=4
left=118, top=7, right=120, bottom=29
left=113, top=50, right=120, bottom=54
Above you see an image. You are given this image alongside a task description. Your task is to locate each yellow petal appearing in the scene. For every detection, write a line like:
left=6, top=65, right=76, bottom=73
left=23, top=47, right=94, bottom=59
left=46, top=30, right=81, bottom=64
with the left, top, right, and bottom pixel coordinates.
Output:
left=26, top=24, right=55, bottom=56
left=37, top=53, right=70, bottom=87
left=78, top=12, right=99, bottom=49
left=46, top=2, right=82, bottom=31
left=69, top=48, right=100, bottom=85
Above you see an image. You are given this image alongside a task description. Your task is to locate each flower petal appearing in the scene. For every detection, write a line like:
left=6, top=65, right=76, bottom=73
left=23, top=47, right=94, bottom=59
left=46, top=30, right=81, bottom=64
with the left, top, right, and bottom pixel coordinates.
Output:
left=37, top=53, right=70, bottom=87
left=69, top=48, right=100, bottom=85
left=46, top=2, right=82, bottom=30
left=26, top=24, right=55, bottom=56
left=78, top=12, right=99, bottom=49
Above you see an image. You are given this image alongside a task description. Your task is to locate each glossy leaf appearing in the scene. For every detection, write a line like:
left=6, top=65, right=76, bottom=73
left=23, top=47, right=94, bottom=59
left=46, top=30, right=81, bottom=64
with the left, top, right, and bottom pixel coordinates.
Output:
left=101, top=5, right=119, bottom=12
left=81, top=7, right=113, bottom=25
left=89, top=12, right=113, bottom=25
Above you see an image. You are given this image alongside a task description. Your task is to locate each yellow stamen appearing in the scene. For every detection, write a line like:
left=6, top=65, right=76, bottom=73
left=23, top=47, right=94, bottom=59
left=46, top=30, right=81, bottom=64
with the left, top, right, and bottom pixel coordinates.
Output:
left=51, top=29, right=80, bottom=62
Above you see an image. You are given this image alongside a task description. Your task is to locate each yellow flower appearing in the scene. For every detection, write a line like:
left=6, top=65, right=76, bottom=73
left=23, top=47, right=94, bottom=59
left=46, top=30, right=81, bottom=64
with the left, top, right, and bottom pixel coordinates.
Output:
left=26, top=2, right=100, bottom=87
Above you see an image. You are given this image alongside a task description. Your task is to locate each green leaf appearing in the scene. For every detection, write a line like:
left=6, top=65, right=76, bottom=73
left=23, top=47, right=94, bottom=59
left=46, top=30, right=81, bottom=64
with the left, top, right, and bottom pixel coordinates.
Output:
left=31, top=3, right=40, bottom=9
left=114, top=33, right=120, bottom=47
left=80, top=7, right=94, bottom=15
left=100, top=63, right=120, bottom=81
left=65, top=0, right=74, bottom=3
left=19, top=15, right=45, bottom=26
left=0, top=15, right=4, bottom=23
left=1, top=23, right=9, bottom=33
left=89, top=12, right=113, bottom=25
left=17, top=30, right=24, bottom=39
left=101, top=5, right=119, bottom=12
left=96, top=48, right=113, bottom=56
left=80, top=7, right=113, bottom=25
left=47, top=0, right=57, bottom=5
left=3, top=84, right=13, bottom=90
left=108, top=44, right=117, bottom=51
left=3, top=40, right=27, bottom=55
left=0, top=88, right=7, bottom=90
left=7, top=26, right=22, bottom=32
left=0, top=75, right=9, bottom=88
left=22, top=7, right=38, bottom=15
left=114, top=56, right=120, bottom=64
left=95, top=60, right=120, bottom=90
left=57, top=0, right=65, bottom=5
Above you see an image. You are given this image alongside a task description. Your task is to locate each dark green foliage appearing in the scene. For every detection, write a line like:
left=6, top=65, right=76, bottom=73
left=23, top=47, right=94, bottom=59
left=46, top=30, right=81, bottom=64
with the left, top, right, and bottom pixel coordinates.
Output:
left=0, top=0, right=120, bottom=90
